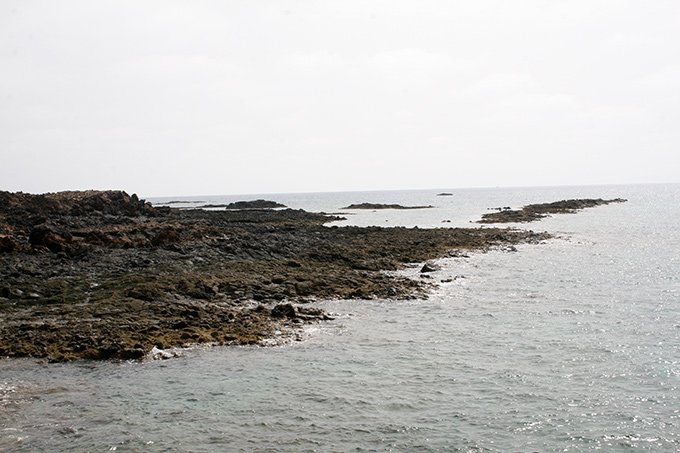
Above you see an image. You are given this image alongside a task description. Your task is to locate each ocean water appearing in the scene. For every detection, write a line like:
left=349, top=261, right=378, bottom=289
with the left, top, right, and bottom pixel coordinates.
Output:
left=2, top=184, right=679, bottom=452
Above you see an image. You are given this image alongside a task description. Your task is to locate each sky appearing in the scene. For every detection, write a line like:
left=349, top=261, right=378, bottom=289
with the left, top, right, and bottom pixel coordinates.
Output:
left=1, top=1, right=679, bottom=197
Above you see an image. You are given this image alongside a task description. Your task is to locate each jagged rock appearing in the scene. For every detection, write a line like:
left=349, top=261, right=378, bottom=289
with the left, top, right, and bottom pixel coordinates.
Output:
left=420, top=262, right=441, bottom=273
left=29, top=225, right=71, bottom=253
left=271, top=303, right=297, bottom=318
left=151, top=230, right=181, bottom=246
left=0, top=236, right=19, bottom=253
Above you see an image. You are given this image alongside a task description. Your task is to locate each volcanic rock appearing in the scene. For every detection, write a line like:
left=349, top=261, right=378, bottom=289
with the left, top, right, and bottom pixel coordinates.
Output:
left=342, top=203, right=433, bottom=210
left=0, top=189, right=551, bottom=362
left=477, top=198, right=627, bottom=223
left=226, top=199, right=287, bottom=210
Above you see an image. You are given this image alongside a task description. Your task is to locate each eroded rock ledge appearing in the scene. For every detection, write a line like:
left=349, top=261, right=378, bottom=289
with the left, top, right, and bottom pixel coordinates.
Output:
left=0, top=190, right=549, bottom=362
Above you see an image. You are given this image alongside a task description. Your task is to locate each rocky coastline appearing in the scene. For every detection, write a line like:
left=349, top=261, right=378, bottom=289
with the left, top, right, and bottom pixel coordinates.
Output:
left=0, top=190, right=554, bottom=362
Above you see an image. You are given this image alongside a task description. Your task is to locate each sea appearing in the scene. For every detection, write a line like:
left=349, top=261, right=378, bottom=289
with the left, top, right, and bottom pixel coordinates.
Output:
left=1, top=183, right=679, bottom=452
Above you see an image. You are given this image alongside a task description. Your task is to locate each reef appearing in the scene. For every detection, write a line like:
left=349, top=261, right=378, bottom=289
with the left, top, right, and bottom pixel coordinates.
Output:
left=477, top=198, right=627, bottom=223
left=341, top=203, right=434, bottom=210
left=0, top=190, right=549, bottom=362
left=225, top=199, right=287, bottom=210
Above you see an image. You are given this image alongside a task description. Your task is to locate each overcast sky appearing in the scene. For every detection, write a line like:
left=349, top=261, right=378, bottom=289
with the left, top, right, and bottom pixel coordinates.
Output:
left=1, top=1, right=678, bottom=197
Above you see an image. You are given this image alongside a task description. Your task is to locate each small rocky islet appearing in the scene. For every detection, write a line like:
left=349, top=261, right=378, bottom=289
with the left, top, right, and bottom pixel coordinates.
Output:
left=477, top=198, right=627, bottom=223
left=0, top=190, right=623, bottom=362
left=342, top=203, right=434, bottom=210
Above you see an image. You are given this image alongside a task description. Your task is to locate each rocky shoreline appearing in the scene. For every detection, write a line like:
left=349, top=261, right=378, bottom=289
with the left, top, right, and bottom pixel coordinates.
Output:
left=0, top=190, right=555, bottom=362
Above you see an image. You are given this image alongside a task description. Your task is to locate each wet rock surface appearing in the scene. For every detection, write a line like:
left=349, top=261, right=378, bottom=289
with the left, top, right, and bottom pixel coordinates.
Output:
left=1, top=190, right=549, bottom=362
left=477, top=198, right=627, bottom=223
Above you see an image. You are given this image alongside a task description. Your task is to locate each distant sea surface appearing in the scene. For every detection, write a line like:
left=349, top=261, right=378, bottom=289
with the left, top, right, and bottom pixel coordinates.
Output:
left=2, top=184, right=679, bottom=452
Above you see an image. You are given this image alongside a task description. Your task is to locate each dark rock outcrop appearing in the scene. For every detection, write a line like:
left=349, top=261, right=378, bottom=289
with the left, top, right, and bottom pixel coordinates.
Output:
left=342, top=203, right=434, bottom=210
left=420, top=262, right=441, bottom=273
left=226, top=199, right=287, bottom=210
left=477, top=198, right=627, bottom=223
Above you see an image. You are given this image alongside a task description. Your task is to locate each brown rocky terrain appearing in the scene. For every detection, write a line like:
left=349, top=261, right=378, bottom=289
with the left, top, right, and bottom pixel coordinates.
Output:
left=0, top=190, right=550, bottom=362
